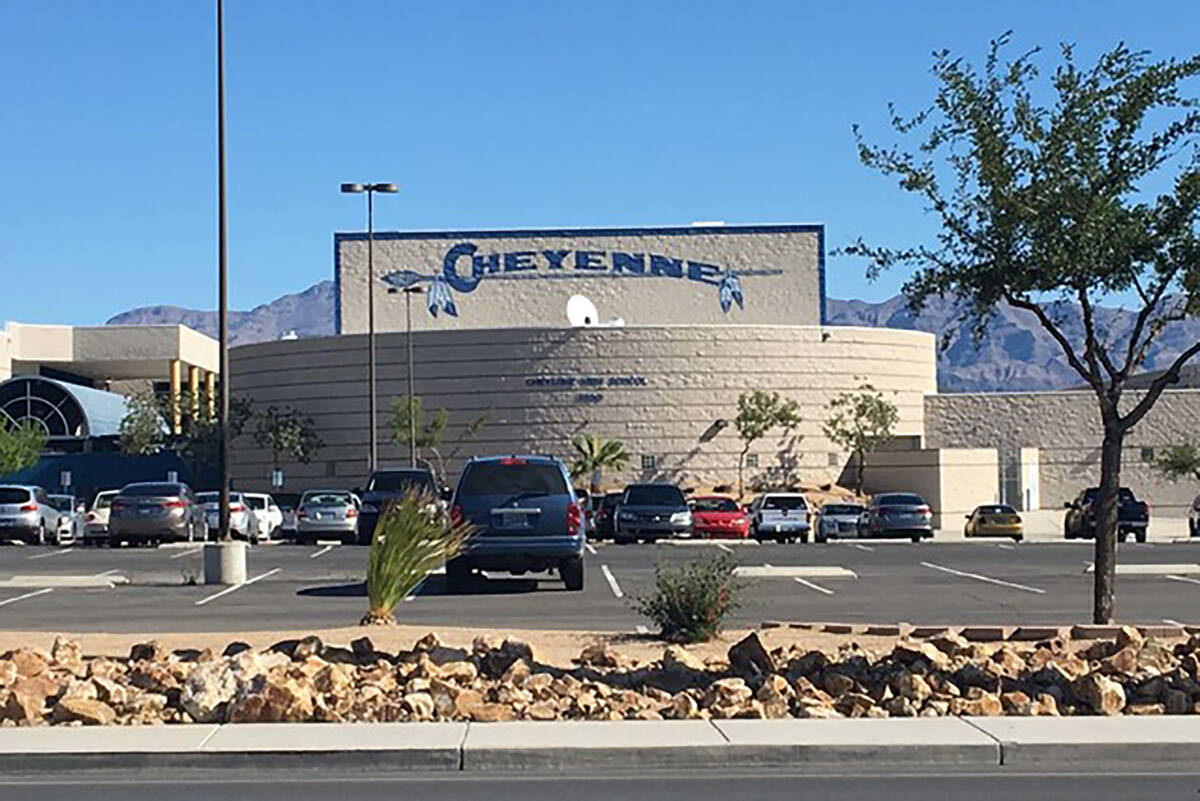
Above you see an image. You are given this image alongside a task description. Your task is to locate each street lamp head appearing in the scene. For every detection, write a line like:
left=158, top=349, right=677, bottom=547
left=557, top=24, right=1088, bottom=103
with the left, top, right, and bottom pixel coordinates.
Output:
left=371, top=183, right=399, bottom=193
left=403, top=285, right=425, bottom=294
left=340, top=183, right=365, bottom=193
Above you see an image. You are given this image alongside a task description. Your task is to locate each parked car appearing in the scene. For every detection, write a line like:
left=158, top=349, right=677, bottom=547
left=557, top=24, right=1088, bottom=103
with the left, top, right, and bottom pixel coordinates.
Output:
left=574, top=488, right=595, bottom=536
left=296, top=490, right=360, bottom=545
left=109, top=482, right=206, bottom=546
left=1064, top=487, right=1150, bottom=543
left=689, top=495, right=750, bottom=539
left=748, top=493, right=811, bottom=543
left=357, top=468, right=440, bottom=544
left=243, top=493, right=283, bottom=541
left=196, top=492, right=261, bottom=542
left=1191, top=494, right=1200, bottom=538
left=816, top=502, right=866, bottom=543
left=447, top=455, right=585, bottom=591
left=83, top=490, right=120, bottom=545
left=964, top=504, right=1023, bottom=542
left=274, top=492, right=301, bottom=539
left=593, top=491, right=623, bottom=539
left=46, top=494, right=82, bottom=546
left=0, top=485, right=61, bottom=545
left=858, top=493, right=933, bottom=542
left=614, top=483, right=693, bottom=544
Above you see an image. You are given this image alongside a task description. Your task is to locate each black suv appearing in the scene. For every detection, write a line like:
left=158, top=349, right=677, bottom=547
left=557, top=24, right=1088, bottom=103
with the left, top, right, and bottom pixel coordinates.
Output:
left=447, top=455, right=585, bottom=592
left=1064, top=487, right=1150, bottom=543
left=357, top=468, right=439, bottom=544
left=614, top=483, right=693, bottom=544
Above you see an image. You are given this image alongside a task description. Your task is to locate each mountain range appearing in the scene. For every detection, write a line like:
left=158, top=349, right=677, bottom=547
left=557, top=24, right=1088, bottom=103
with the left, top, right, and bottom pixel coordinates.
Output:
left=106, top=281, right=1200, bottom=393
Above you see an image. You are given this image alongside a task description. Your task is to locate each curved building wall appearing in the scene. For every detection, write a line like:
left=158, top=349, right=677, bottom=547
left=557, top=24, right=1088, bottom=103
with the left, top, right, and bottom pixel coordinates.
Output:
left=229, top=325, right=936, bottom=493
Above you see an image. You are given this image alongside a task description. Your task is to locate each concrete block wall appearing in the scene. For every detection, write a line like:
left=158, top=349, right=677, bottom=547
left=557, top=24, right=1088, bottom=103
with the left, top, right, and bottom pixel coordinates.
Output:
left=227, top=324, right=937, bottom=494
left=926, top=390, right=1200, bottom=516
left=859, top=448, right=999, bottom=528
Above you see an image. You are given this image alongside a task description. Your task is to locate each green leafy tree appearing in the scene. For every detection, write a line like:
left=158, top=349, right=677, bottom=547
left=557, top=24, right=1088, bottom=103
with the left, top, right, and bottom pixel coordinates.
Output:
left=361, top=490, right=472, bottom=626
left=0, top=420, right=48, bottom=476
left=118, top=392, right=166, bottom=456
left=1157, top=442, right=1200, bottom=482
left=253, top=405, right=324, bottom=471
left=387, top=395, right=450, bottom=475
left=119, top=390, right=253, bottom=484
left=843, top=35, right=1200, bottom=623
left=570, top=434, right=631, bottom=492
left=733, top=390, right=802, bottom=497
left=823, top=383, right=900, bottom=496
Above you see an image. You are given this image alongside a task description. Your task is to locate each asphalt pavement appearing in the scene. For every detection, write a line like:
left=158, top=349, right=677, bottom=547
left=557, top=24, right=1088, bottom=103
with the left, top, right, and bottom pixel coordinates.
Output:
left=3, top=769, right=1200, bottom=801
left=1, top=537, right=1199, bottom=632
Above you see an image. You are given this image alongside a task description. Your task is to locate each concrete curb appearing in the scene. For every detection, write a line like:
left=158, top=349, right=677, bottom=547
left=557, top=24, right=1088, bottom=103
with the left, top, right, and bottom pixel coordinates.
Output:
left=762, top=621, right=1197, bottom=641
left=4, top=717, right=1200, bottom=772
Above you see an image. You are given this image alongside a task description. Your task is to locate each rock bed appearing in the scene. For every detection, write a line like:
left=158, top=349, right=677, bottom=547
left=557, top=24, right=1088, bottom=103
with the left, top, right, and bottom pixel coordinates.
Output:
left=1, top=625, right=1196, bottom=725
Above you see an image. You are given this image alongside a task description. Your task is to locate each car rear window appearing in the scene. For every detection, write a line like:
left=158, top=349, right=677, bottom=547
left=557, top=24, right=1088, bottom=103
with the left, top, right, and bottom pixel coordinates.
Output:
left=1083, top=488, right=1138, bottom=503
left=602, top=493, right=622, bottom=508
left=121, top=484, right=183, bottom=498
left=692, top=497, right=738, bottom=512
left=877, top=494, right=925, bottom=506
left=978, top=505, right=1016, bottom=515
left=245, top=496, right=266, bottom=510
left=0, top=488, right=32, bottom=504
left=624, top=485, right=685, bottom=506
left=460, top=462, right=567, bottom=497
left=763, top=496, right=808, bottom=510
left=95, top=493, right=116, bottom=509
left=367, top=471, right=436, bottom=493
left=304, top=492, right=353, bottom=506
left=822, top=504, right=863, bottom=515
left=47, top=496, right=74, bottom=512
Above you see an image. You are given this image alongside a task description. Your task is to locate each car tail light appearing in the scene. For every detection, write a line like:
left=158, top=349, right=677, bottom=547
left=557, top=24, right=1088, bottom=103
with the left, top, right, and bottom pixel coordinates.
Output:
left=498, top=457, right=526, bottom=465
left=346, top=507, right=358, bottom=518
left=567, top=502, right=582, bottom=533
left=916, top=505, right=931, bottom=515
left=86, top=512, right=96, bottom=522
left=19, top=503, right=36, bottom=512
left=450, top=505, right=464, bottom=525
left=164, top=500, right=187, bottom=509
left=230, top=503, right=246, bottom=513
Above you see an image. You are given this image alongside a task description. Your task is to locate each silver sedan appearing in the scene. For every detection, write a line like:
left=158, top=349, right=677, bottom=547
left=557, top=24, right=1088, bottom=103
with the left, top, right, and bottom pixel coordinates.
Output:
left=296, top=490, right=360, bottom=545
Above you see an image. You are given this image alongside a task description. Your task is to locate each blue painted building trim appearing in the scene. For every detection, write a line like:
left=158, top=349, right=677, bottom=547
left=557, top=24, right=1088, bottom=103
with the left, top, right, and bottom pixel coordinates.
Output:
left=332, top=223, right=827, bottom=328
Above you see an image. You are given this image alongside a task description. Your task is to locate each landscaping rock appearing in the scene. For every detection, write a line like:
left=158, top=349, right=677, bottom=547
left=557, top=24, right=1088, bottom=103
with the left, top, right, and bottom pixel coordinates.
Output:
left=129, top=641, right=169, bottom=662
left=181, top=661, right=238, bottom=723
left=1074, top=673, right=1127, bottom=715
left=52, top=697, right=116, bottom=726
left=728, top=633, right=775, bottom=678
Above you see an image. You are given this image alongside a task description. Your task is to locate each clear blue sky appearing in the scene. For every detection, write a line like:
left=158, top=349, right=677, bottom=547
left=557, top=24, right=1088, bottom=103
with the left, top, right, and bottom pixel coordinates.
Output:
left=2, top=1, right=1197, bottom=326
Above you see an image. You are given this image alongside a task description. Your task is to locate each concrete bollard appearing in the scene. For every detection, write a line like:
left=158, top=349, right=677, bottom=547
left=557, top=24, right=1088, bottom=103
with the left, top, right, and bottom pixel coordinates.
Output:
left=203, top=541, right=247, bottom=585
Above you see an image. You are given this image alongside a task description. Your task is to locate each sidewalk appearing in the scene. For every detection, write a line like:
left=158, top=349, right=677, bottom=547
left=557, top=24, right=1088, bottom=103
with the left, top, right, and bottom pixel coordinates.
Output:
left=5, top=717, right=1200, bottom=772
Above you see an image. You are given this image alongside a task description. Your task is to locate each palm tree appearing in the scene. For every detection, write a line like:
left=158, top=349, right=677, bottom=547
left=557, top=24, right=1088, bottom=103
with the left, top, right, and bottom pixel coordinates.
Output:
left=570, top=434, right=631, bottom=493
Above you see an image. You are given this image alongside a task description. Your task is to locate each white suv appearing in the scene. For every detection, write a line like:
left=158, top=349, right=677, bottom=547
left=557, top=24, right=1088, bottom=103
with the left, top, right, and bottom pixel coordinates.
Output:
left=244, top=493, right=283, bottom=541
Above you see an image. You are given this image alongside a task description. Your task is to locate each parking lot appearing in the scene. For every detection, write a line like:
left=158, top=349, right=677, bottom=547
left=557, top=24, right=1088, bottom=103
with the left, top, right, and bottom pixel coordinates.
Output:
left=1, top=536, right=1200, bottom=633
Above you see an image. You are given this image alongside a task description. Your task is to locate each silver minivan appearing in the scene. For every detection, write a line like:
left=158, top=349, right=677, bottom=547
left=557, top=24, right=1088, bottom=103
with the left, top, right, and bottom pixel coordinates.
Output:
left=0, top=485, right=62, bottom=545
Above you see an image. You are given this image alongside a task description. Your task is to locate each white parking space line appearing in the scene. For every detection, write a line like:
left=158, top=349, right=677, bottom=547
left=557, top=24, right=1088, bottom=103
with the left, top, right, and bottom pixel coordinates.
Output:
left=1166, top=575, right=1200, bottom=587
left=169, top=548, right=203, bottom=560
left=851, top=543, right=874, bottom=552
left=194, top=568, right=281, bottom=606
left=1086, top=563, right=1200, bottom=575
left=921, top=561, right=1045, bottom=594
left=635, top=625, right=650, bottom=634
left=1164, top=618, right=1185, bottom=626
left=91, top=569, right=120, bottom=577
left=793, top=576, right=834, bottom=595
left=997, top=544, right=1015, bottom=551
left=0, top=588, right=53, bottom=607
left=717, top=543, right=733, bottom=554
left=309, top=545, right=336, bottom=559
left=734, top=565, right=857, bottom=579
left=601, top=564, right=623, bottom=599
left=585, top=543, right=597, bottom=555
left=28, top=548, right=74, bottom=560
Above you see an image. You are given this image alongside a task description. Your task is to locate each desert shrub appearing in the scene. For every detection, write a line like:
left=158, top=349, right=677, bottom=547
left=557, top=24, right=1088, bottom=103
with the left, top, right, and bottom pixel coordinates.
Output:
left=362, top=491, right=472, bottom=625
left=632, top=552, right=745, bottom=643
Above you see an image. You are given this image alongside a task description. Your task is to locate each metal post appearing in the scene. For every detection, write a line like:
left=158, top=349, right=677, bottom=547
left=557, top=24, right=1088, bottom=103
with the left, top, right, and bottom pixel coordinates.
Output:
left=216, top=0, right=230, bottom=543
left=406, top=287, right=416, bottom=467
left=367, top=188, right=377, bottom=475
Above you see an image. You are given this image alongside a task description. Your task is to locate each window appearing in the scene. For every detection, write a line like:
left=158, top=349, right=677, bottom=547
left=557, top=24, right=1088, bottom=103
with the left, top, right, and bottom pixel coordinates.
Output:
left=459, top=461, right=568, bottom=497
left=1141, top=447, right=1155, bottom=463
left=624, top=485, right=685, bottom=506
left=745, top=454, right=758, bottom=468
left=828, top=452, right=841, bottom=467
left=641, top=454, right=657, bottom=471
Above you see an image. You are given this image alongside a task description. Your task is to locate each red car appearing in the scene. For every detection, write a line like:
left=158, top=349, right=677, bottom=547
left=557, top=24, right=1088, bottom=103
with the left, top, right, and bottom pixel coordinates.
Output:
left=690, top=495, right=751, bottom=539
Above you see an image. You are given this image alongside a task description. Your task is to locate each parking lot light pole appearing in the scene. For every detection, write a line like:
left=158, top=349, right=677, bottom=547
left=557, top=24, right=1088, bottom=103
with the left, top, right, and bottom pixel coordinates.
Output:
left=340, top=182, right=398, bottom=476
left=404, top=286, right=423, bottom=467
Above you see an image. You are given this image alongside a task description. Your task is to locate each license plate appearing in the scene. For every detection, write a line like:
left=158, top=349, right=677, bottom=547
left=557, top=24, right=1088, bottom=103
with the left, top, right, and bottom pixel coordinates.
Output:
left=140, top=507, right=156, bottom=516
left=501, top=512, right=527, bottom=527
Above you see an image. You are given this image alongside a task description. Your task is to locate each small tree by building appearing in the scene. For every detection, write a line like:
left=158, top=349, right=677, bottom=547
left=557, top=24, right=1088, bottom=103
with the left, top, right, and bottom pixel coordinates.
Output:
left=253, top=406, right=324, bottom=472
left=0, top=421, right=47, bottom=476
left=387, top=395, right=449, bottom=473
left=733, top=390, right=802, bottom=497
left=843, top=36, right=1200, bottom=623
left=823, top=383, right=900, bottom=496
left=118, top=390, right=253, bottom=485
left=1156, top=443, right=1200, bottom=483
left=570, top=434, right=631, bottom=493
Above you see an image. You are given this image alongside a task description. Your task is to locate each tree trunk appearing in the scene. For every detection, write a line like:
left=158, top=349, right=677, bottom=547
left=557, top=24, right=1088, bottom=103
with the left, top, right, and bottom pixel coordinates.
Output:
left=1093, top=425, right=1125, bottom=624
left=738, top=446, right=749, bottom=499
left=590, top=469, right=601, bottom=495
left=854, top=449, right=865, bottom=496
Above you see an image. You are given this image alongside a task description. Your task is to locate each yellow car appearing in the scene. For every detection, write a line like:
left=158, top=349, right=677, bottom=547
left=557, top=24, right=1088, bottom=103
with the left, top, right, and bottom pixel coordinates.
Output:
left=964, top=504, right=1023, bottom=542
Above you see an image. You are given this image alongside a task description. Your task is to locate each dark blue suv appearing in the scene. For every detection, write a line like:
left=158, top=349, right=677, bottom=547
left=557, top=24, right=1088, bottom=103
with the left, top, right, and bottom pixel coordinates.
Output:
left=448, top=455, right=585, bottom=592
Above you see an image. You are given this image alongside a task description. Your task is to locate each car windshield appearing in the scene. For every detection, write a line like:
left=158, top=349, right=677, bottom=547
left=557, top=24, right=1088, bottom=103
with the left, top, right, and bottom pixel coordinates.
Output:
left=245, top=496, right=266, bottom=510
left=0, top=488, right=32, bottom=504
left=366, top=471, right=435, bottom=493
left=822, top=504, right=863, bottom=515
left=877, top=494, right=925, bottom=506
left=763, top=496, right=807, bottom=511
left=121, top=484, right=183, bottom=498
left=624, top=486, right=685, bottom=506
left=977, top=505, right=1016, bottom=515
left=602, top=494, right=622, bottom=508
left=304, top=492, right=353, bottom=507
left=460, top=462, right=567, bottom=497
left=692, top=497, right=738, bottom=512
left=47, top=496, right=74, bottom=512
left=95, top=493, right=116, bottom=509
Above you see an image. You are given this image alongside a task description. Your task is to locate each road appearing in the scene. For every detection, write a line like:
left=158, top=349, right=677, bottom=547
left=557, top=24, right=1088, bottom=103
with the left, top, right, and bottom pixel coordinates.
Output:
left=1, top=538, right=1200, bottom=632
left=3, top=768, right=1200, bottom=801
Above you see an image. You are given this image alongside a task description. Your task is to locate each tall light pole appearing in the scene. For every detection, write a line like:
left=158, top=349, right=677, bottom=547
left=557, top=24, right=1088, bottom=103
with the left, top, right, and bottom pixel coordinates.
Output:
left=404, top=285, right=423, bottom=467
left=216, top=0, right=230, bottom=543
left=340, top=182, right=397, bottom=476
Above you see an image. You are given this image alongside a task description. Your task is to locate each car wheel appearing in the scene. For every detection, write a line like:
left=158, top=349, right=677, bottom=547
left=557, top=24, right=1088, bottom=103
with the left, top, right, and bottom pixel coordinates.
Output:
left=1136, top=531, right=1147, bottom=544
left=1012, top=535, right=1023, bottom=543
left=446, top=558, right=472, bottom=593
left=1191, top=521, right=1197, bottom=537
left=561, top=556, right=584, bottom=591
left=911, top=533, right=921, bottom=544
left=35, top=522, right=46, bottom=546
